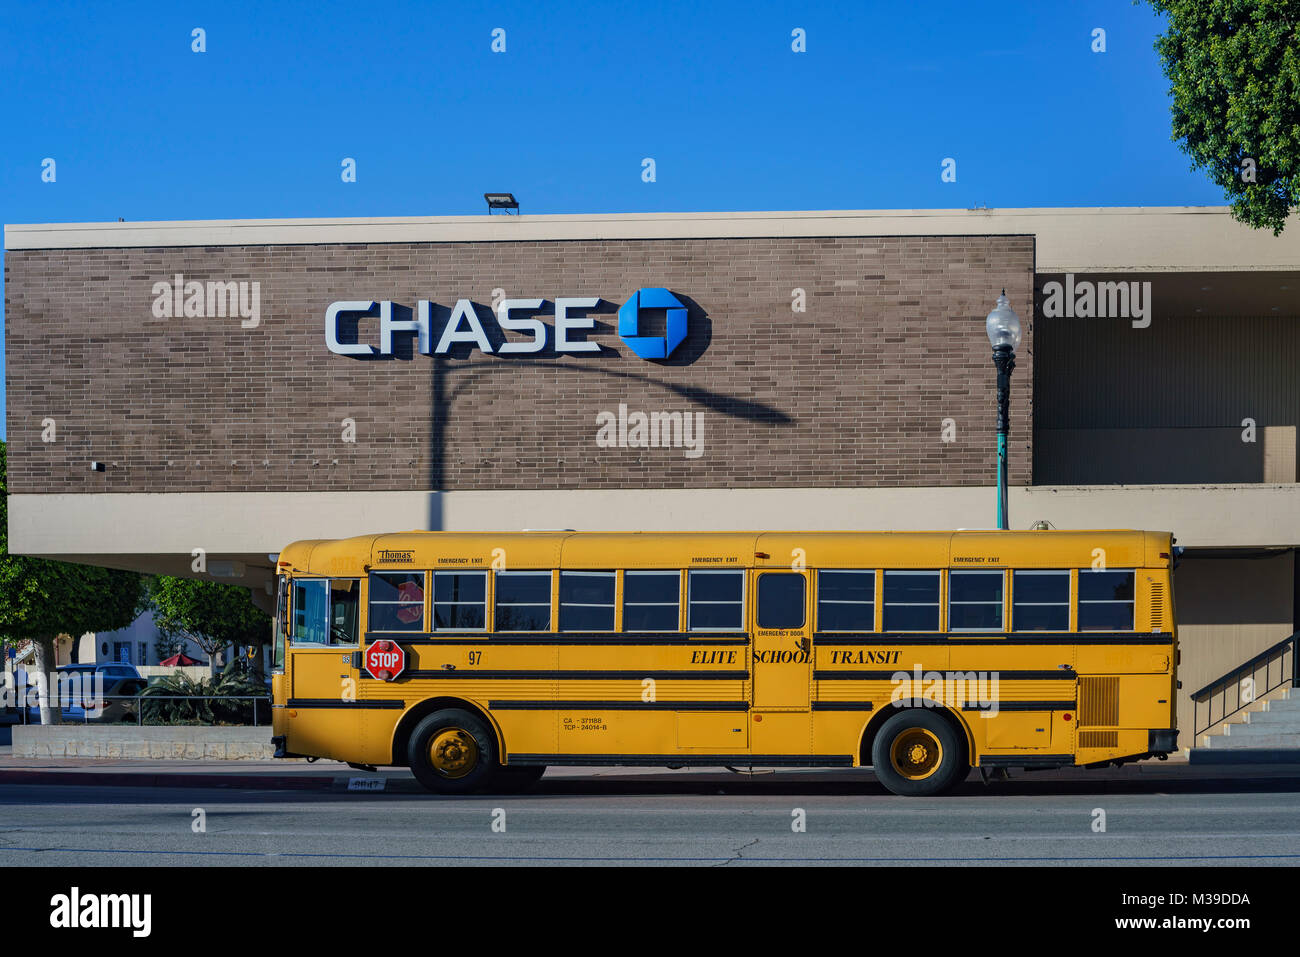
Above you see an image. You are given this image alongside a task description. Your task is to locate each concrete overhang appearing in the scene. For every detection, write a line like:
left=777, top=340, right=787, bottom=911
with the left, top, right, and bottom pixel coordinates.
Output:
left=9, top=484, right=1299, bottom=589
left=7, top=206, right=1300, bottom=274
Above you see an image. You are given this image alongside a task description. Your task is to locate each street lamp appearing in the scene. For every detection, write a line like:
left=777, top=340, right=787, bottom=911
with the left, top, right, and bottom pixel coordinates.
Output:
left=985, top=290, right=1021, bottom=531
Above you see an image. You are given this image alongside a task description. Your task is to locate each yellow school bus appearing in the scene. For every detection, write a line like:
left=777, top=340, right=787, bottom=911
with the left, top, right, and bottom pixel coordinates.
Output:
left=270, top=528, right=1179, bottom=797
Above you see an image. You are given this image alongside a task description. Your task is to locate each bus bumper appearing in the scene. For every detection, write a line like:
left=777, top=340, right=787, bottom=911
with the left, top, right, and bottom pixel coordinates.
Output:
left=1148, top=728, right=1178, bottom=753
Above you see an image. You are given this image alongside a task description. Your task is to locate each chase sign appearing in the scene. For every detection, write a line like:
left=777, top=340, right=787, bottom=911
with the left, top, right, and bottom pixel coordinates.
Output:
left=617, top=288, right=688, bottom=360
left=326, top=288, right=691, bottom=361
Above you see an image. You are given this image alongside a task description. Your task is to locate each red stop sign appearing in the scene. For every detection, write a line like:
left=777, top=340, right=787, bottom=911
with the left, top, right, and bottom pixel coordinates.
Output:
left=364, top=640, right=406, bottom=681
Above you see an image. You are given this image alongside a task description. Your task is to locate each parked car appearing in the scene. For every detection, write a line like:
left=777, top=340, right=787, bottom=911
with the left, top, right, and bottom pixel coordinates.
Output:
left=24, top=663, right=147, bottom=723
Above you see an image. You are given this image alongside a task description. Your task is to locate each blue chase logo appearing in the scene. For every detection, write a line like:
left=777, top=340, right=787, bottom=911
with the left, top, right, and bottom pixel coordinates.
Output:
left=618, top=287, right=688, bottom=360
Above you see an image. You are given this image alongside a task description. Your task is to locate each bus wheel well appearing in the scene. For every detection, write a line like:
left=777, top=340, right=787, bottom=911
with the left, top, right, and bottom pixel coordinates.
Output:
left=391, top=697, right=502, bottom=768
left=858, top=702, right=972, bottom=768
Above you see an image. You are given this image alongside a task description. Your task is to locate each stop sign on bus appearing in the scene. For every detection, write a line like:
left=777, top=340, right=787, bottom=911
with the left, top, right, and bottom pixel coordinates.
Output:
left=364, top=640, right=405, bottom=681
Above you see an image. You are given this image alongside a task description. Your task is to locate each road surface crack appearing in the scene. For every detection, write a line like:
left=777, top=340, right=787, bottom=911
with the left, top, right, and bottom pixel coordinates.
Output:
left=715, top=838, right=759, bottom=867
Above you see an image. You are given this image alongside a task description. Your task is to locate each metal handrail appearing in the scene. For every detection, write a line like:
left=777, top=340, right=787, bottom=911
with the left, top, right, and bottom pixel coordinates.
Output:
left=17, top=693, right=272, bottom=727
left=1190, top=631, right=1298, bottom=739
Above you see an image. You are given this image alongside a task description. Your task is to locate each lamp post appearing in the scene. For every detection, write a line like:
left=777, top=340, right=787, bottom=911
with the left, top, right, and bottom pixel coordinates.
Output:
left=985, top=291, right=1022, bottom=531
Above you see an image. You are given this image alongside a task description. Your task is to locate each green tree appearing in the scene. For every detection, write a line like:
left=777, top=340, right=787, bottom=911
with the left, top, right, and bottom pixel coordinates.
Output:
left=152, top=633, right=187, bottom=663
left=148, top=576, right=270, bottom=677
left=1146, top=0, right=1300, bottom=234
left=0, top=441, right=145, bottom=723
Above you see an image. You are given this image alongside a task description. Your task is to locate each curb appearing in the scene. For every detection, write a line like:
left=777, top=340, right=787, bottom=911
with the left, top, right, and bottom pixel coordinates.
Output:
left=0, top=770, right=342, bottom=791
left=0, top=768, right=425, bottom=793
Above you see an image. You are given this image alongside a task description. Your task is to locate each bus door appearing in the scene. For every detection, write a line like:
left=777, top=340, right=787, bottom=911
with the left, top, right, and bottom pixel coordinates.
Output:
left=751, top=570, right=812, bottom=711
left=286, top=577, right=362, bottom=760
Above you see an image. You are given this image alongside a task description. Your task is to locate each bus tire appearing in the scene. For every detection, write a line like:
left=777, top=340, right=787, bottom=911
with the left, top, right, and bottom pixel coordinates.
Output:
left=870, top=709, right=968, bottom=797
left=490, top=765, right=546, bottom=793
left=408, top=709, right=498, bottom=795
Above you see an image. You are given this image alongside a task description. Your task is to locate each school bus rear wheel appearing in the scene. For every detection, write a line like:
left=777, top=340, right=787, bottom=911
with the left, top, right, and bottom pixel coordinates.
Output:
left=408, top=709, right=498, bottom=795
left=871, top=709, right=968, bottom=797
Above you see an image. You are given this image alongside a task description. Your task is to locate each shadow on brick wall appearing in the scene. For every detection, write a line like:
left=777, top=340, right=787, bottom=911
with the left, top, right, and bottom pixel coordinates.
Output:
left=424, top=292, right=793, bottom=527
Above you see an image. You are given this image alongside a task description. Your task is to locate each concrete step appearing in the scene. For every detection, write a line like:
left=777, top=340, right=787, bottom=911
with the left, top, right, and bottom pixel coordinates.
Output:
left=1243, top=710, right=1300, bottom=727
left=1260, top=696, right=1300, bottom=711
left=1204, top=732, right=1300, bottom=748
left=1227, top=719, right=1300, bottom=734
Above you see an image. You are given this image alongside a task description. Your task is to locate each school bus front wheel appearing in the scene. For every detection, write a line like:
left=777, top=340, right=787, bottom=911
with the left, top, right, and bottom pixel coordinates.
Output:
left=407, top=709, right=499, bottom=795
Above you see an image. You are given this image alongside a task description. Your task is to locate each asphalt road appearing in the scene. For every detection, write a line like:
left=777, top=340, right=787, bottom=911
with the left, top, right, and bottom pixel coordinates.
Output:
left=3, top=770, right=1300, bottom=866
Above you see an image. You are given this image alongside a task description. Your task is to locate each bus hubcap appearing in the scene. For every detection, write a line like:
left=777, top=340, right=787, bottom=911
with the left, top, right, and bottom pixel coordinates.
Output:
left=891, top=729, right=943, bottom=780
left=430, top=729, right=478, bottom=778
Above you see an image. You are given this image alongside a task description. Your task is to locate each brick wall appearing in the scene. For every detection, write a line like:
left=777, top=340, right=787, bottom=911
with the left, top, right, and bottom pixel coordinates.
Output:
left=4, top=234, right=1035, bottom=493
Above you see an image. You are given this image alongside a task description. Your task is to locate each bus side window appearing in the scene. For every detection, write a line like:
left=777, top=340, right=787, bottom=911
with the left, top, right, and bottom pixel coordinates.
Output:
left=817, top=570, right=875, bottom=632
left=433, top=571, right=487, bottom=631
left=292, top=580, right=329, bottom=646
left=623, top=571, right=681, bottom=632
left=559, top=571, right=616, bottom=632
left=948, top=570, right=1004, bottom=631
left=495, top=571, right=552, bottom=631
left=882, top=570, right=940, bottom=632
left=1078, top=569, right=1135, bottom=630
left=369, top=572, right=427, bottom=632
left=1012, top=570, right=1070, bottom=631
left=687, top=570, right=744, bottom=631
left=329, top=579, right=360, bottom=646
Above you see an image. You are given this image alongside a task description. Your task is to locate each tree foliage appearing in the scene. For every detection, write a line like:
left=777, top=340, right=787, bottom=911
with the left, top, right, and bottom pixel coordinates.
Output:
left=148, top=575, right=270, bottom=664
left=1147, top=0, right=1300, bottom=234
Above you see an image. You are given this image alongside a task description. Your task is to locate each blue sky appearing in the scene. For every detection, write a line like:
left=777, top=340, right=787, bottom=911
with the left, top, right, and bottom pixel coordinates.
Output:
left=0, top=0, right=1222, bottom=439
